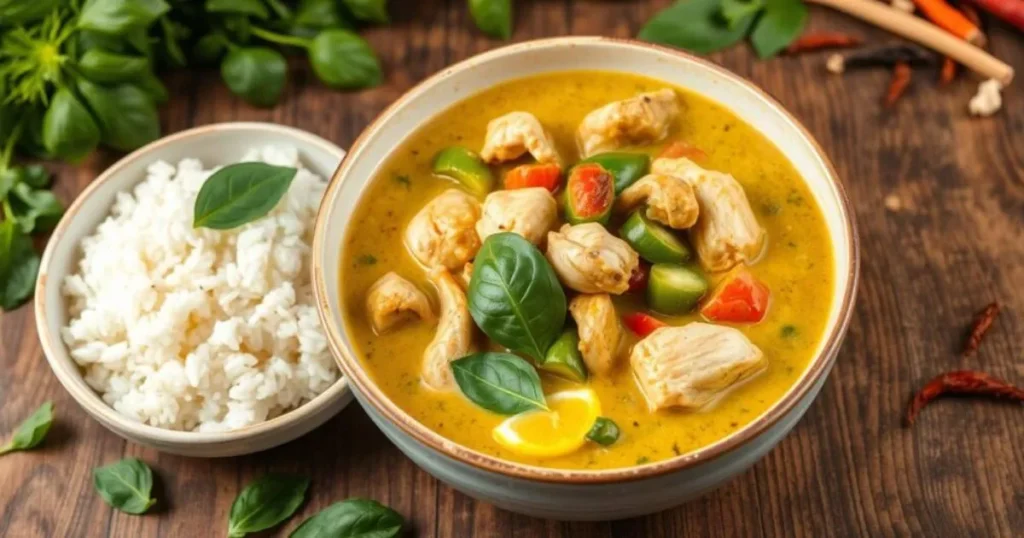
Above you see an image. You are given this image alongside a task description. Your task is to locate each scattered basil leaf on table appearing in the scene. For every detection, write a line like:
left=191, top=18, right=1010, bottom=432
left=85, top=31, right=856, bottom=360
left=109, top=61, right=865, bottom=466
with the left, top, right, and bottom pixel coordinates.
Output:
left=93, top=458, right=157, bottom=514
left=221, top=47, right=288, bottom=107
left=586, top=417, right=621, bottom=446
left=342, top=0, right=389, bottom=24
left=76, top=79, right=161, bottom=152
left=638, top=0, right=756, bottom=54
left=228, top=474, right=309, bottom=537
left=451, top=352, right=548, bottom=415
left=206, top=0, right=270, bottom=19
left=468, top=233, right=566, bottom=362
left=0, top=401, right=54, bottom=455
left=749, top=0, right=807, bottom=58
left=77, top=0, right=170, bottom=35
left=193, top=162, right=297, bottom=230
left=721, top=0, right=765, bottom=29
left=469, top=0, right=512, bottom=40
left=290, top=498, right=404, bottom=538
left=77, top=50, right=151, bottom=84
left=0, top=221, right=41, bottom=311
left=42, top=88, right=101, bottom=162
left=308, top=30, right=382, bottom=90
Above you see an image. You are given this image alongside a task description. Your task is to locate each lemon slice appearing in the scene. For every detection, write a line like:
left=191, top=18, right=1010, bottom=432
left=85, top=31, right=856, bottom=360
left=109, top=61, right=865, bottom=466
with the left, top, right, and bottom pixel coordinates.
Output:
left=492, top=388, right=601, bottom=458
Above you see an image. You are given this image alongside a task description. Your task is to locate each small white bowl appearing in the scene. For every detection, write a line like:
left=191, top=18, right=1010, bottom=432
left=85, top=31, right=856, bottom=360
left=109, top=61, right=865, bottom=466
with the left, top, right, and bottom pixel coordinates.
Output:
left=35, top=122, right=353, bottom=457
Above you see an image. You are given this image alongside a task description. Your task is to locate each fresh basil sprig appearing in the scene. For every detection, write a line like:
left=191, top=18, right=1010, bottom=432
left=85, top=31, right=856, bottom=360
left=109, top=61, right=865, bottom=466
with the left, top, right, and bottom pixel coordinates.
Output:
left=93, top=458, right=157, bottom=515
left=228, top=474, right=310, bottom=537
left=469, top=0, right=512, bottom=40
left=193, top=162, right=297, bottom=230
left=451, top=352, right=548, bottom=415
left=0, top=401, right=54, bottom=455
left=290, top=498, right=404, bottom=538
left=221, top=47, right=288, bottom=107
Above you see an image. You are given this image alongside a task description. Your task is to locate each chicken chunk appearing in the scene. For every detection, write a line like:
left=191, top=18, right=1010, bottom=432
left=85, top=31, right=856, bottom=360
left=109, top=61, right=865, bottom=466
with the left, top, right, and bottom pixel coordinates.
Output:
left=480, top=111, right=562, bottom=167
left=546, top=223, right=639, bottom=294
left=365, top=272, right=436, bottom=333
left=615, top=173, right=699, bottom=229
left=405, top=189, right=482, bottom=270
left=569, top=294, right=624, bottom=376
left=476, top=187, right=558, bottom=246
left=630, top=323, right=765, bottom=411
left=422, top=270, right=476, bottom=391
left=652, top=157, right=765, bottom=272
left=577, top=89, right=680, bottom=158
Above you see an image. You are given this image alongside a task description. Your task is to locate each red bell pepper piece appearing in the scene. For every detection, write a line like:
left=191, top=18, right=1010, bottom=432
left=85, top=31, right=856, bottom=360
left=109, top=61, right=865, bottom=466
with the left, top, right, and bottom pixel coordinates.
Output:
left=658, top=140, right=708, bottom=162
left=628, top=262, right=650, bottom=293
left=700, top=269, right=770, bottom=323
left=504, top=163, right=562, bottom=192
left=622, top=312, right=668, bottom=338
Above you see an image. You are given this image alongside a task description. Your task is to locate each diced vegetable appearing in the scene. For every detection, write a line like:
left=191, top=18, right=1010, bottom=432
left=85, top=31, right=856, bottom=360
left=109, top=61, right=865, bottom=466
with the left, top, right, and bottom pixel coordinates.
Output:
left=627, top=262, right=650, bottom=293
left=585, top=417, right=621, bottom=446
left=564, top=163, right=614, bottom=225
left=504, top=163, right=562, bottom=192
left=540, top=329, right=588, bottom=382
left=432, top=146, right=494, bottom=196
left=701, top=268, right=770, bottom=323
left=658, top=140, right=707, bottom=162
left=622, top=312, right=667, bottom=338
left=580, top=152, right=650, bottom=194
left=619, top=211, right=692, bottom=264
left=647, top=264, right=708, bottom=315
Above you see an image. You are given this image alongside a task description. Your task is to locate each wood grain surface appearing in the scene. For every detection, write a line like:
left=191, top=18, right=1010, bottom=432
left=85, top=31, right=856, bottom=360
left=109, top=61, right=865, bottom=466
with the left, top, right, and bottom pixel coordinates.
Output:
left=2, top=2, right=1022, bottom=537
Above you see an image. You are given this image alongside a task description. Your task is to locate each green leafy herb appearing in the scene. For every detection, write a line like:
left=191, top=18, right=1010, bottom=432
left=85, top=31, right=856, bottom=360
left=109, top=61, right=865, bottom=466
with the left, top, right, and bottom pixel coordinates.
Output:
left=228, top=474, right=309, bottom=537
left=342, top=0, right=389, bottom=24
left=451, top=352, right=548, bottom=415
left=20, top=165, right=51, bottom=189
left=469, top=0, right=512, bottom=40
left=9, top=182, right=64, bottom=233
left=206, top=0, right=270, bottom=20
left=77, top=50, right=151, bottom=84
left=586, top=417, right=621, bottom=446
left=92, top=458, right=157, bottom=514
left=78, top=0, right=170, bottom=35
left=76, top=79, right=160, bottom=152
left=639, top=0, right=755, bottom=54
left=780, top=324, right=798, bottom=338
left=721, top=0, right=765, bottom=29
left=394, top=174, right=410, bottom=188
left=220, top=47, right=287, bottom=107
left=289, top=498, right=404, bottom=538
left=294, top=0, right=348, bottom=29
left=0, top=401, right=54, bottom=455
left=193, top=162, right=297, bottom=230
left=0, top=219, right=41, bottom=310
left=0, top=0, right=61, bottom=26
left=308, top=30, right=382, bottom=90
left=750, top=0, right=807, bottom=58
left=42, top=88, right=101, bottom=162
left=357, top=254, right=377, bottom=265
left=468, top=233, right=566, bottom=361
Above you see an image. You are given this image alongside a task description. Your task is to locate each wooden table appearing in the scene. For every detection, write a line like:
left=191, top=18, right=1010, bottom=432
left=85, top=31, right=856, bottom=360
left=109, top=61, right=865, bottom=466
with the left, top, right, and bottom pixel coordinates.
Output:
left=2, top=2, right=1022, bottom=536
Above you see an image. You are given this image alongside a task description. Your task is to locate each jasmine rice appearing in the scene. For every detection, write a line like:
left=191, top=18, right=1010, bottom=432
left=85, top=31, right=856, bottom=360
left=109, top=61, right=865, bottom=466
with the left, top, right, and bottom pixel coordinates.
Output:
left=61, top=146, right=339, bottom=431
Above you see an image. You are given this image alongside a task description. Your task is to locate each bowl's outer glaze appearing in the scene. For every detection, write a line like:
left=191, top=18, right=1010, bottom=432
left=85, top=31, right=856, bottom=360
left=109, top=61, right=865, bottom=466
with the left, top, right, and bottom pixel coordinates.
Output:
left=36, top=123, right=353, bottom=457
left=313, top=37, right=859, bottom=518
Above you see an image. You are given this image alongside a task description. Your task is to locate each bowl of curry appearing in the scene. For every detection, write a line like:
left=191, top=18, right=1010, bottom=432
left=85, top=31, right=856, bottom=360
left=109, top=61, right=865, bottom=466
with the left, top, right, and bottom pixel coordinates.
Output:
left=312, top=37, right=859, bottom=520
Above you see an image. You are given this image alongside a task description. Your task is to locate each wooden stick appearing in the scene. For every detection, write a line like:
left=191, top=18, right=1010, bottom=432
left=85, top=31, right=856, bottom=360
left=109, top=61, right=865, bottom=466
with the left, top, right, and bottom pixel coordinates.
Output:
left=806, top=0, right=1014, bottom=85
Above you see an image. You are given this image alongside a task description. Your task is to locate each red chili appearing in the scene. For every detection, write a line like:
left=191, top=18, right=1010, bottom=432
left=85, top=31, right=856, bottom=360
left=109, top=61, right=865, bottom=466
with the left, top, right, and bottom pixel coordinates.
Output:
left=963, top=301, right=1000, bottom=357
left=785, top=32, right=862, bottom=54
left=939, top=57, right=957, bottom=85
left=884, top=62, right=912, bottom=108
left=966, top=0, right=1024, bottom=33
left=905, top=370, right=1024, bottom=426
left=658, top=140, right=707, bottom=162
left=627, top=262, right=650, bottom=293
left=622, top=312, right=667, bottom=338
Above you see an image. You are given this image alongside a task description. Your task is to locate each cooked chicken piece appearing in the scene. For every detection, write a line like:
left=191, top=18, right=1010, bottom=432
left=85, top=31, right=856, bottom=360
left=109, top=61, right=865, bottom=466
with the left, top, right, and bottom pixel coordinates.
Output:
left=569, top=294, right=624, bottom=376
left=476, top=187, right=558, bottom=246
left=630, top=323, right=765, bottom=411
left=405, top=189, right=482, bottom=270
left=652, top=157, right=765, bottom=272
left=480, top=111, right=562, bottom=167
left=457, top=262, right=474, bottom=290
left=615, top=173, right=699, bottom=229
left=365, top=272, right=436, bottom=333
left=546, top=223, right=639, bottom=294
left=422, top=270, right=476, bottom=391
left=577, top=89, right=680, bottom=158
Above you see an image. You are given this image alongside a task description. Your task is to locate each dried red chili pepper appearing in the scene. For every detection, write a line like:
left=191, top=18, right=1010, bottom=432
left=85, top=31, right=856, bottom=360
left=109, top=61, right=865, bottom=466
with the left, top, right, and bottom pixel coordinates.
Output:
left=785, top=33, right=862, bottom=54
left=905, top=370, right=1024, bottom=426
left=939, top=57, right=957, bottom=85
left=884, top=62, right=913, bottom=108
left=963, top=301, right=1000, bottom=356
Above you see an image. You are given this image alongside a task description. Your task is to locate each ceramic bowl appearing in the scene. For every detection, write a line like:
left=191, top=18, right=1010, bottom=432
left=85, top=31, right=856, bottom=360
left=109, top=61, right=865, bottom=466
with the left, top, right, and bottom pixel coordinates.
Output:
left=312, top=37, right=859, bottom=519
left=36, top=122, right=353, bottom=457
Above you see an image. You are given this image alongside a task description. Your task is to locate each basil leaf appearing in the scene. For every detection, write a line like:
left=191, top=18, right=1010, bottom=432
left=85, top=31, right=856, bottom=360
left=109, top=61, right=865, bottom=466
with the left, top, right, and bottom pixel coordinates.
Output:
left=0, top=170, right=18, bottom=200
left=135, top=72, right=169, bottom=104
left=221, top=47, right=287, bottom=107
left=193, top=162, right=297, bottom=230
left=749, top=0, right=807, bottom=58
left=78, top=0, right=170, bottom=34
left=638, top=0, right=755, bottom=54
left=469, top=0, right=512, bottom=40
left=451, top=353, right=547, bottom=415
left=194, top=33, right=228, bottom=63
left=78, top=50, right=151, bottom=83
left=720, top=0, right=764, bottom=29
left=585, top=417, right=620, bottom=446
left=341, top=0, right=388, bottom=24
left=228, top=474, right=309, bottom=537
left=92, top=458, right=156, bottom=514
left=21, top=165, right=51, bottom=189
left=0, top=401, right=53, bottom=455
left=295, top=0, right=348, bottom=29
left=9, top=183, right=64, bottom=234
left=77, top=79, right=160, bottom=152
left=0, top=222, right=40, bottom=311
left=77, top=29, right=132, bottom=55
left=308, top=30, right=382, bottom=90
left=206, top=0, right=269, bottom=20
left=290, top=498, right=404, bottom=538
left=0, top=0, right=60, bottom=25
left=468, top=233, right=566, bottom=361
left=42, top=88, right=101, bottom=162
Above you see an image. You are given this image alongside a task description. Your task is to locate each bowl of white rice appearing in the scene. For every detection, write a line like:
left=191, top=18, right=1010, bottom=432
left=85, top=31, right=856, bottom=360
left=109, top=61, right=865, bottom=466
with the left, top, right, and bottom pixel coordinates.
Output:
left=35, top=123, right=352, bottom=457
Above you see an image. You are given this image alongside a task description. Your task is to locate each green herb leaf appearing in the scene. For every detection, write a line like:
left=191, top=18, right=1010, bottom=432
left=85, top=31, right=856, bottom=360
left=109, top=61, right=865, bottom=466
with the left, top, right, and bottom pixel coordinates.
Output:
left=294, top=0, right=348, bottom=29
left=308, top=29, right=382, bottom=90
left=9, top=183, right=64, bottom=234
left=206, top=0, right=270, bottom=19
left=721, top=0, right=765, bottom=29
left=92, top=458, right=156, bottom=515
left=77, top=50, right=151, bottom=84
left=749, top=0, right=807, bottom=58
left=451, top=353, right=547, bottom=415
left=0, top=221, right=40, bottom=310
left=76, top=79, right=160, bottom=152
left=193, top=162, right=297, bottom=230
left=585, top=417, right=620, bottom=446
left=469, top=0, right=512, bottom=40
left=468, top=233, right=566, bottom=361
left=638, top=0, right=755, bottom=54
left=341, top=0, right=388, bottom=24
left=42, top=88, right=101, bottom=162
left=0, top=170, right=18, bottom=200
left=0, top=0, right=61, bottom=25
left=21, top=164, right=52, bottom=189
left=78, top=0, right=170, bottom=34
left=0, top=401, right=53, bottom=455
left=289, top=498, right=404, bottom=538
left=228, top=474, right=309, bottom=537
left=135, top=72, right=169, bottom=104
left=194, top=33, right=228, bottom=63
left=221, top=47, right=287, bottom=107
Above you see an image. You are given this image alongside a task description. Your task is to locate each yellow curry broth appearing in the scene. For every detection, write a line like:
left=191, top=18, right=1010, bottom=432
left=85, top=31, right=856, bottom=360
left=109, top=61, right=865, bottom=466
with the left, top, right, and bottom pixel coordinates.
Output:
left=340, top=71, right=833, bottom=470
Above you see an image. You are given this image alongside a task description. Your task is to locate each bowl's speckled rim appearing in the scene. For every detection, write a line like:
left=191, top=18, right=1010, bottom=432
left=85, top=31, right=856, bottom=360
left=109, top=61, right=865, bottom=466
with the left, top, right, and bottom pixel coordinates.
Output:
left=312, top=37, right=860, bottom=484
left=35, top=122, right=352, bottom=446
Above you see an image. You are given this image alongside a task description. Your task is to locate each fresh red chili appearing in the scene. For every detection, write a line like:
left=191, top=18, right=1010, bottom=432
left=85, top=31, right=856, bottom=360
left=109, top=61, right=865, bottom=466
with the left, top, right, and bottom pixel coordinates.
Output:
left=905, top=370, right=1024, bottom=426
left=884, top=62, right=913, bottom=108
left=785, top=32, right=862, bottom=54
left=939, top=57, right=957, bottom=85
left=966, top=0, right=1024, bottom=32
left=963, top=301, right=1000, bottom=357
left=622, top=312, right=668, bottom=338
